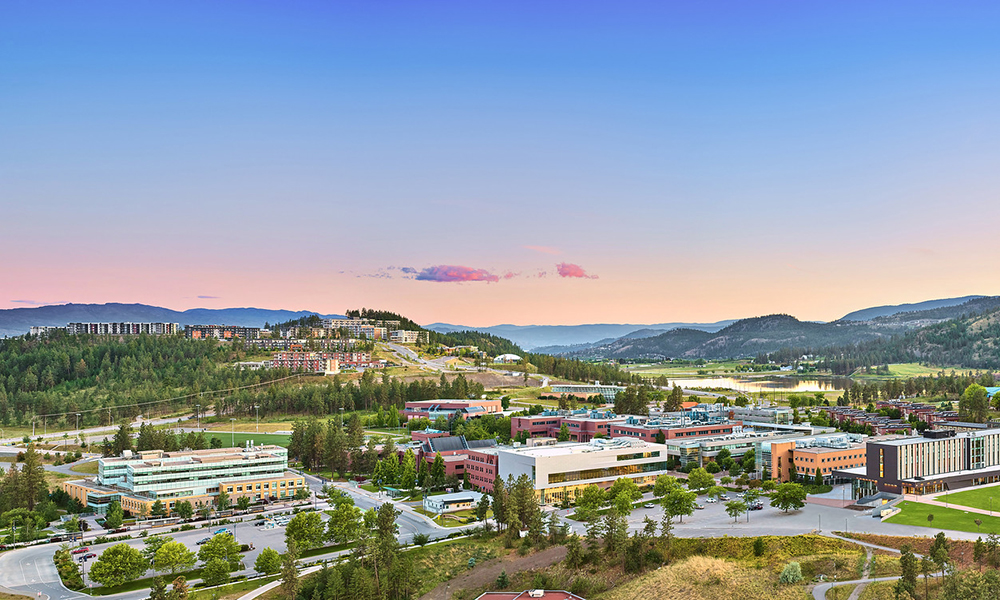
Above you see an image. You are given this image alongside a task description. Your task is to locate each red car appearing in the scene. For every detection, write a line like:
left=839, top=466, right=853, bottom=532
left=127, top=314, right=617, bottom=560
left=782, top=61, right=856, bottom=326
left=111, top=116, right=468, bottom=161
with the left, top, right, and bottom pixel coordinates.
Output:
left=71, top=547, right=89, bottom=555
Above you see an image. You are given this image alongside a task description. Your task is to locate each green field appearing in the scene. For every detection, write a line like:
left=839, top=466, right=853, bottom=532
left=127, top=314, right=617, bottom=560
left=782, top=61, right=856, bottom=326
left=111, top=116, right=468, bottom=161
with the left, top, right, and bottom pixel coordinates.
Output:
left=69, top=460, right=99, bottom=474
left=204, top=431, right=291, bottom=448
left=885, top=500, right=1000, bottom=534
left=935, top=486, right=1000, bottom=513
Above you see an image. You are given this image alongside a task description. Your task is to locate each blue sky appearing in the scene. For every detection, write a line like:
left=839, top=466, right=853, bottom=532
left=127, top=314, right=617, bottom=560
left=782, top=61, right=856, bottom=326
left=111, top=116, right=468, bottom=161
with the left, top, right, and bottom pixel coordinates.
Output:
left=4, top=1, right=1000, bottom=324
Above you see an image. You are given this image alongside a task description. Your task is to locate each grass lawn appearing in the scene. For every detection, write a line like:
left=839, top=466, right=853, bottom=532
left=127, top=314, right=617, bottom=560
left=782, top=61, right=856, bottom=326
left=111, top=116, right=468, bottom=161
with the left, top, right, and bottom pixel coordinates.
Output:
left=827, top=584, right=856, bottom=600
left=69, top=460, right=99, bottom=474
left=406, top=536, right=502, bottom=596
left=935, top=486, right=1000, bottom=513
left=190, top=575, right=280, bottom=600
left=204, top=432, right=291, bottom=448
left=885, top=501, right=1000, bottom=534
left=414, top=507, right=472, bottom=527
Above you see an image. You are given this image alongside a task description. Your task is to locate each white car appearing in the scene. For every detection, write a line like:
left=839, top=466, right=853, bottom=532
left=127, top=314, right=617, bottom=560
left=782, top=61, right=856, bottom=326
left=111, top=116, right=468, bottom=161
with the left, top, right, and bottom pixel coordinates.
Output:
left=705, top=496, right=718, bottom=503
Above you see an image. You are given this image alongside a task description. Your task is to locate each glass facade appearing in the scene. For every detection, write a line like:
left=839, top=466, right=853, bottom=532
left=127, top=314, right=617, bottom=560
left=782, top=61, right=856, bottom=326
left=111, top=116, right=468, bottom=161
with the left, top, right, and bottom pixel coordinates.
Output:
left=548, top=461, right=668, bottom=484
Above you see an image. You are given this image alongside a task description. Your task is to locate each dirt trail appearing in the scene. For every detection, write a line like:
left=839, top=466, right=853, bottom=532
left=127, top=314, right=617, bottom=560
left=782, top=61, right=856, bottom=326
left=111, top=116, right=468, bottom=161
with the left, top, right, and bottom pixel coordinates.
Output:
left=419, top=545, right=568, bottom=600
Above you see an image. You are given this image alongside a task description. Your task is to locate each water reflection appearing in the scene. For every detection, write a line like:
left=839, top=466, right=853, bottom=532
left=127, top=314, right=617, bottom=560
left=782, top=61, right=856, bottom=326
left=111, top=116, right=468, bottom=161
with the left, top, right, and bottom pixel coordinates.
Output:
left=657, top=376, right=854, bottom=394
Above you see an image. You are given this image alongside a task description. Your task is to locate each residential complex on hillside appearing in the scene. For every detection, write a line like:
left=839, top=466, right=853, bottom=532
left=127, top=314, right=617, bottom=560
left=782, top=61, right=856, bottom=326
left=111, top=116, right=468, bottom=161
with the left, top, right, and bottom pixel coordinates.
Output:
left=184, top=324, right=260, bottom=339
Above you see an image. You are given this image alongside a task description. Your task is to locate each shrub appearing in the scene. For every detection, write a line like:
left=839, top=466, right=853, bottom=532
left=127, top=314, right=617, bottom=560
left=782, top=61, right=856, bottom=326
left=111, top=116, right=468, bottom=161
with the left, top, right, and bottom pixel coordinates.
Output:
left=753, top=538, right=766, bottom=557
left=780, top=561, right=803, bottom=584
left=412, top=533, right=430, bottom=546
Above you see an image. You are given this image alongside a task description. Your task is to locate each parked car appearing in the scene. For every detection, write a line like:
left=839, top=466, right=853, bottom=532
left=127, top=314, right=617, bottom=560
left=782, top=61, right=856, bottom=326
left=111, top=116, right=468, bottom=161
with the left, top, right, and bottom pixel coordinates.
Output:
left=71, top=547, right=89, bottom=555
left=705, top=497, right=717, bottom=503
left=643, top=503, right=654, bottom=509
left=83, top=553, right=96, bottom=560
left=749, top=502, right=764, bottom=511
left=213, top=528, right=232, bottom=536
left=196, top=537, right=212, bottom=545
left=695, top=504, right=705, bottom=510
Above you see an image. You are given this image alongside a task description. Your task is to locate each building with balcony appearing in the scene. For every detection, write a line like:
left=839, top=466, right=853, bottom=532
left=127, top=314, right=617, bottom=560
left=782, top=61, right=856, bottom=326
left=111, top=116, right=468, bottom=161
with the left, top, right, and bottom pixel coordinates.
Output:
left=185, top=324, right=260, bottom=340
left=403, top=398, right=503, bottom=421
left=66, top=322, right=179, bottom=336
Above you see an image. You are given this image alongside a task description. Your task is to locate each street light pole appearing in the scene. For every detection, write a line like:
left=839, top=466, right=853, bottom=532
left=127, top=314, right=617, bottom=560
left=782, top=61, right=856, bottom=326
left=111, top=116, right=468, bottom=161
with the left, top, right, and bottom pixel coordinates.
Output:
left=196, top=404, right=201, bottom=429
left=255, top=405, right=259, bottom=433
left=231, top=418, right=236, bottom=447
left=76, top=413, right=81, bottom=432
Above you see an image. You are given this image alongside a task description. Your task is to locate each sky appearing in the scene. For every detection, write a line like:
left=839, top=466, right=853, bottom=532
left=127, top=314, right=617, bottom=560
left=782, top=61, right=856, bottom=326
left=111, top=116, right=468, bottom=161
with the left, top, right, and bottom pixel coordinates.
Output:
left=3, top=1, right=1000, bottom=326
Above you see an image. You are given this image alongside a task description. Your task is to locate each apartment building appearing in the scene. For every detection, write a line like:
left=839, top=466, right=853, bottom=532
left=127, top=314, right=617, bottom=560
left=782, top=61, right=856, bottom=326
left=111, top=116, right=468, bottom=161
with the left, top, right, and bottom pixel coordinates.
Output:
left=390, top=329, right=430, bottom=344
left=244, top=338, right=355, bottom=351
left=62, top=443, right=303, bottom=516
left=185, top=324, right=260, bottom=340
left=66, top=322, right=179, bottom=335
left=269, top=351, right=380, bottom=372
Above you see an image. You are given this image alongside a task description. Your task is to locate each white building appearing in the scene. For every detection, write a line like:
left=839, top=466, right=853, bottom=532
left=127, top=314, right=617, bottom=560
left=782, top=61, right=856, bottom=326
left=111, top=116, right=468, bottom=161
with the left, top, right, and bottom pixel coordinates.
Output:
left=493, top=354, right=522, bottom=364
left=423, top=490, right=484, bottom=514
left=390, top=329, right=429, bottom=344
left=491, top=438, right=671, bottom=505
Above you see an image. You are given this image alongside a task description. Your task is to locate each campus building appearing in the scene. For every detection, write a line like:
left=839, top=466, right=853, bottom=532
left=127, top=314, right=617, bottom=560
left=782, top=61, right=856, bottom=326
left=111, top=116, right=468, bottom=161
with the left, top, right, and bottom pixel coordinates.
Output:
left=549, top=383, right=625, bottom=401
left=472, top=438, right=671, bottom=505
left=403, top=398, right=503, bottom=421
left=185, top=325, right=260, bottom=340
left=390, top=329, right=430, bottom=344
left=66, top=322, right=179, bottom=336
left=839, top=428, right=1000, bottom=497
left=511, top=410, right=744, bottom=444
left=417, top=434, right=498, bottom=478
left=62, top=444, right=304, bottom=516
left=760, top=433, right=868, bottom=483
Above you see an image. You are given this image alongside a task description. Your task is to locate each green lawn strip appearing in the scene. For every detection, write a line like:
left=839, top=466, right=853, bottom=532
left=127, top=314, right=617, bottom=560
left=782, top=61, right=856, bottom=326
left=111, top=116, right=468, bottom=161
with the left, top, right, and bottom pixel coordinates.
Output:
left=189, top=575, right=280, bottom=600
left=935, top=486, right=1000, bottom=512
left=299, top=542, right=355, bottom=559
left=414, top=507, right=471, bottom=527
left=203, top=432, right=291, bottom=448
left=885, top=501, right=1000, bottom=534
left=89, top=567, right=205, bottom=596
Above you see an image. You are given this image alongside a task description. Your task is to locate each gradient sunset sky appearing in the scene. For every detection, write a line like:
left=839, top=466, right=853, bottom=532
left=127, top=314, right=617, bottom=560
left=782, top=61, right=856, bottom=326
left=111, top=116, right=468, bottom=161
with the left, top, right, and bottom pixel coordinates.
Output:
left=4, top=1, right=1000, bottom=326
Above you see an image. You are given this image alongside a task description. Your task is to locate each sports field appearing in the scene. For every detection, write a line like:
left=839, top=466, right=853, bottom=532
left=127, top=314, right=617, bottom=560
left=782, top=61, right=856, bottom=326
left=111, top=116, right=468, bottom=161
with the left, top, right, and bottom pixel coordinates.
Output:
left=204, top=431, right=291, bottom=448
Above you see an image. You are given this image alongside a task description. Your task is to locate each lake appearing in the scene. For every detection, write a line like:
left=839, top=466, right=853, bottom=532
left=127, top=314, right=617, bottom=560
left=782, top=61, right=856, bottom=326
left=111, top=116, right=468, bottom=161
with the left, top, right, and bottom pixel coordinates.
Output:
left=658, top=376, right=854, bottom=394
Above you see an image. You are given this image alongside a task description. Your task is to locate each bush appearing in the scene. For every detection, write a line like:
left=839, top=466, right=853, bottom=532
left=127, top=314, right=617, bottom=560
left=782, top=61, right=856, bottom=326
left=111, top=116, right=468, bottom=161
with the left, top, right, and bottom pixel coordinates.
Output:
left=780, top=561, right=803, bottom=584
left=753, top=538, right=766, bottom=557
left=412, top=533, right=429, bottom=546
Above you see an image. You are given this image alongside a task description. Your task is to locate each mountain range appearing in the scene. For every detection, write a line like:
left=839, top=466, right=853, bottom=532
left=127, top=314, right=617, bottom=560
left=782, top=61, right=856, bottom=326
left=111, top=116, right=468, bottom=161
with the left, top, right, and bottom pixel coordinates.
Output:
left=0, top=303, right=342, bottom=338
left=564, top=296, right=1000, bottom=361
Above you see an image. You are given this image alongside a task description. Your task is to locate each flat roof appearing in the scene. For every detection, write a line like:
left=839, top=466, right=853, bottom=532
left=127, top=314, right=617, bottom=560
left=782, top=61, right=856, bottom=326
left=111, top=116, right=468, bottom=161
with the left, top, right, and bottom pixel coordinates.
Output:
left=497, top=439, right=666, bottom=458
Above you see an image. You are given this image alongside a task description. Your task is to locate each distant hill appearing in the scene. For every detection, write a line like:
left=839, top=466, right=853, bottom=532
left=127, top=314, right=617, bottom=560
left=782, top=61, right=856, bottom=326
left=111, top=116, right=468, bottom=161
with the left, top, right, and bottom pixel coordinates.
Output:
left=423, top=321, right=735, bottom=351
left=840, top=296, right=986, bottom=321
left=0, top=303, right=342, bottom=337
left=567, top=297, right=1000, bottom=362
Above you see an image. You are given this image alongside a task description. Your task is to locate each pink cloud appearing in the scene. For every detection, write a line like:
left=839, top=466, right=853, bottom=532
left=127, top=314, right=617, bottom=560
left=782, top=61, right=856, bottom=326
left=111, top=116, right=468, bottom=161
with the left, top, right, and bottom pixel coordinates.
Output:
left=416, top=265, right=500, bottom=283
left=523, top=245, right=561, bottom=255
left=556, top=263, right=598, bottom=279
left=502, top=271, right=519, bottom=280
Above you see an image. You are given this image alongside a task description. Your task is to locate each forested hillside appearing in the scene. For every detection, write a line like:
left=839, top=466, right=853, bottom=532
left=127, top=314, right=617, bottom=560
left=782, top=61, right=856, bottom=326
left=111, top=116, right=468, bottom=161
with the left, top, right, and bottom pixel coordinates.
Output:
left=0, top=332, right=283, bottom=428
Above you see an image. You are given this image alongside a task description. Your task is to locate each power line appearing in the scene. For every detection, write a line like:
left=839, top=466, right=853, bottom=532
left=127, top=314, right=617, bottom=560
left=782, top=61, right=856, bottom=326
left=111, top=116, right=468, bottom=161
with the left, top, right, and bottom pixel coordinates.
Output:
left=33, top=374, right=306, bottom=421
